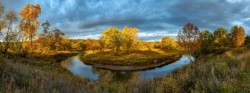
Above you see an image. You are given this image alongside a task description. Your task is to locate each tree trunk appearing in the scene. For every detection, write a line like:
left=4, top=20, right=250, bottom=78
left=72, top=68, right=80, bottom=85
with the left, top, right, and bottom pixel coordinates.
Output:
left=30, top=36, right=33, bottom=50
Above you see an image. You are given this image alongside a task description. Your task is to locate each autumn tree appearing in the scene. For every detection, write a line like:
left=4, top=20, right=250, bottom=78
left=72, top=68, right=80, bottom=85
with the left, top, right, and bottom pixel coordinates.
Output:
left=213, top=27, right=230, bottom=53
left=40, top=20, right=50, bottom=48
left=245, top=36, right=250, bottom=48
left=85, top=39, right=100, bottom=52
left=3, top=11, right=18, bottom=54
left=99, top=36, right=105, bottom=52
left=85, top=38, right=95, bottom=51
left=19, top=4, right=41, bottom=50
left=199, top=30, right=214, bottom=54
left=0, top=4, right=5, bottom=53
left=177, top=23, right=200, bottom=55
left=161, top=36, right=178, bottom=50
left=61, top=39, right=72, bottom=51
left=49, top=28, right=64, bottom=50
left=0, top=4, right=19, bottom=55
left=231, top=25, right=245, bottom=47
left=77, top=41, right=86, bottom=51
left=102, top=28, right=123, bottom=55
left=122, top=26, right=138, bottom=52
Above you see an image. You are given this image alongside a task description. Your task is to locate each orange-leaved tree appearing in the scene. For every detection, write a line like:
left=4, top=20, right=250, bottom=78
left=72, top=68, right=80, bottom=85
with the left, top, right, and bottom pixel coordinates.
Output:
left=19, top=4, right=41, bottom=50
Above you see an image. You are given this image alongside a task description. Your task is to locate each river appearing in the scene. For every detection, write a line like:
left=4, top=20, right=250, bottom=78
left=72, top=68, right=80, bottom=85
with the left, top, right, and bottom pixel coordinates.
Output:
left=61, top=54, right=194, bottom=81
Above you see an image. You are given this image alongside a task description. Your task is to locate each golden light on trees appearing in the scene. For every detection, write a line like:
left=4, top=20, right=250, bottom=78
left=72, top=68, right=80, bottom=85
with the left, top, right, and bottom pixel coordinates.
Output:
left=19, top=4, right=41, bottom=50
left=161, top=36, right=178, bottom=50
left=102, top=28, right=123, bottom=55
left=231, top=25, right=245, bottom=47
left=122, top=26, right=138, bottom=52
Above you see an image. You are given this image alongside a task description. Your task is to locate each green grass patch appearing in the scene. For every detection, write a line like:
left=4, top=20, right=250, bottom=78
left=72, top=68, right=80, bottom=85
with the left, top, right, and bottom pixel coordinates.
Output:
left=82, top=49, right=181, bottom=66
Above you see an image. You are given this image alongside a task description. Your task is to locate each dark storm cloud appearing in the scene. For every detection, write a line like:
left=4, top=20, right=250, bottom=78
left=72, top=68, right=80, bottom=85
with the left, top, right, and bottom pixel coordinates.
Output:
left=1, top=0, right=250, bottom=41
left=166, top=0, right=250, bottom=31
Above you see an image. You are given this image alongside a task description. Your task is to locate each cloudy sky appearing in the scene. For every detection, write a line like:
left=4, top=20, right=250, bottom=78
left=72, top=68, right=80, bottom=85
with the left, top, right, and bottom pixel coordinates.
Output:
left=1, top=0, right=250, bottom=41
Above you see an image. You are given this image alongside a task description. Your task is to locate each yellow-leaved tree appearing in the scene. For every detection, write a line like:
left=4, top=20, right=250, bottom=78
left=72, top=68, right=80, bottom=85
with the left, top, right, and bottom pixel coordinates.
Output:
left=161, top=36, right=178, bottom=50
left=102, top=28, right=123, bottom=55
left=122, top=26, right=138, bottom=52
left=231, top=25, right=245, bottom=47
left=19, top=4, right=41, bottom=50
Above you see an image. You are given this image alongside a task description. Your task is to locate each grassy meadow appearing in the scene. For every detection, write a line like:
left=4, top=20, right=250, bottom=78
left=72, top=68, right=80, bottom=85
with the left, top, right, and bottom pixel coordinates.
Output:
left=82, top=49, right=181, bottom=66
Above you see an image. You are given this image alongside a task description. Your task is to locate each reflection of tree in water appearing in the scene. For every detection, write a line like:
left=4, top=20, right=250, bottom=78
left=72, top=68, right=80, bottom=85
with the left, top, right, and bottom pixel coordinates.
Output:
left=92, top=68, right=142, bottom=82
left=90, top=68, right=148, bottom=92
left=61, top=57, right=74, bottom=67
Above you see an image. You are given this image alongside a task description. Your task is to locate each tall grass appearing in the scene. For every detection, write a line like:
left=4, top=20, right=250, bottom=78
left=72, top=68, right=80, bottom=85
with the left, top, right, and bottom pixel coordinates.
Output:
left=0, top=50, right=249, bottom=93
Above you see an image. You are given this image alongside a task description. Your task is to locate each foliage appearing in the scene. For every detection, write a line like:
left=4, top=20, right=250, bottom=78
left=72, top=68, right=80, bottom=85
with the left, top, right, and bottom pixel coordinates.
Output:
left=245, top=36, right=250, bottom=48
left=161, top=36, right=179, bottom=50
left=39, top=20, right=50, bottom=49
left=199, top=30, right=214, bottom=54
left=122, top=26, right=138, bottom=52
left=231, top=25, right=245, bottom=47
left=212, top=27, right=230, bottom=53
left=19, top=4, right=41, bottom=49
left=102, top=28, right=123, bottom=55
left=177, top=23, right=201, bottom=55
left=85, top=38, right=99, bottom=52
left=0, top=4, right=19, bottom=55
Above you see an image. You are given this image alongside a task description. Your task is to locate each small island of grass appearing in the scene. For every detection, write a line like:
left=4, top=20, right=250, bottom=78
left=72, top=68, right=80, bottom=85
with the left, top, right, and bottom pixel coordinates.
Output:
left=81, top=49, right=182, bottom=70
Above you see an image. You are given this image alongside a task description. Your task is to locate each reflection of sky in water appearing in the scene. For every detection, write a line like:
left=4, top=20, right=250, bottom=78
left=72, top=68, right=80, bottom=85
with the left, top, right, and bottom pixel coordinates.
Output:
left=139, top=56, right=193, bottom=79
left=61, top=55, right=193, bottom=81
left=61, top=56, right=99, bottom=80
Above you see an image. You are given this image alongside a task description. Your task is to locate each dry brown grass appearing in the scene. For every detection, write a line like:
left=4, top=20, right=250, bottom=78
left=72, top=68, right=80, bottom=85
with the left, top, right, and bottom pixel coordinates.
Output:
left=0, top=50, right=249, bottom=93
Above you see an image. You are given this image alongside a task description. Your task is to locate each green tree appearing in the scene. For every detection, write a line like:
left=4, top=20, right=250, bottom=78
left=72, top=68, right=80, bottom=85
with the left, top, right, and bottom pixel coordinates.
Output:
left=77, top=41, right=86, bottom=51
left=231, top=25, right=245, bottom=47
left=199, top=30, right=214, bottom=54
left=245, top=36, right=250, bottom=48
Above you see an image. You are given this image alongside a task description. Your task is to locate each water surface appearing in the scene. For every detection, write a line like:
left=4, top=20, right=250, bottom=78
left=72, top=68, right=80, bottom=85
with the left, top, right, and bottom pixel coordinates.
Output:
left=61, top=54, right=193, bottom=81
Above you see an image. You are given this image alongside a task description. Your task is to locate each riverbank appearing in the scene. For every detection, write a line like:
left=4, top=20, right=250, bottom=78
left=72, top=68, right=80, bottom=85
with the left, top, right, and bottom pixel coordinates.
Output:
left=156, top=50, right=250, bottom=93
left=0, top=50, right=249, bottom=92
left=0, top=52, right=87, bottom=93
left=7, top=51, right=79, bottom=63
left=81, top=49, right=182, bottom=70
